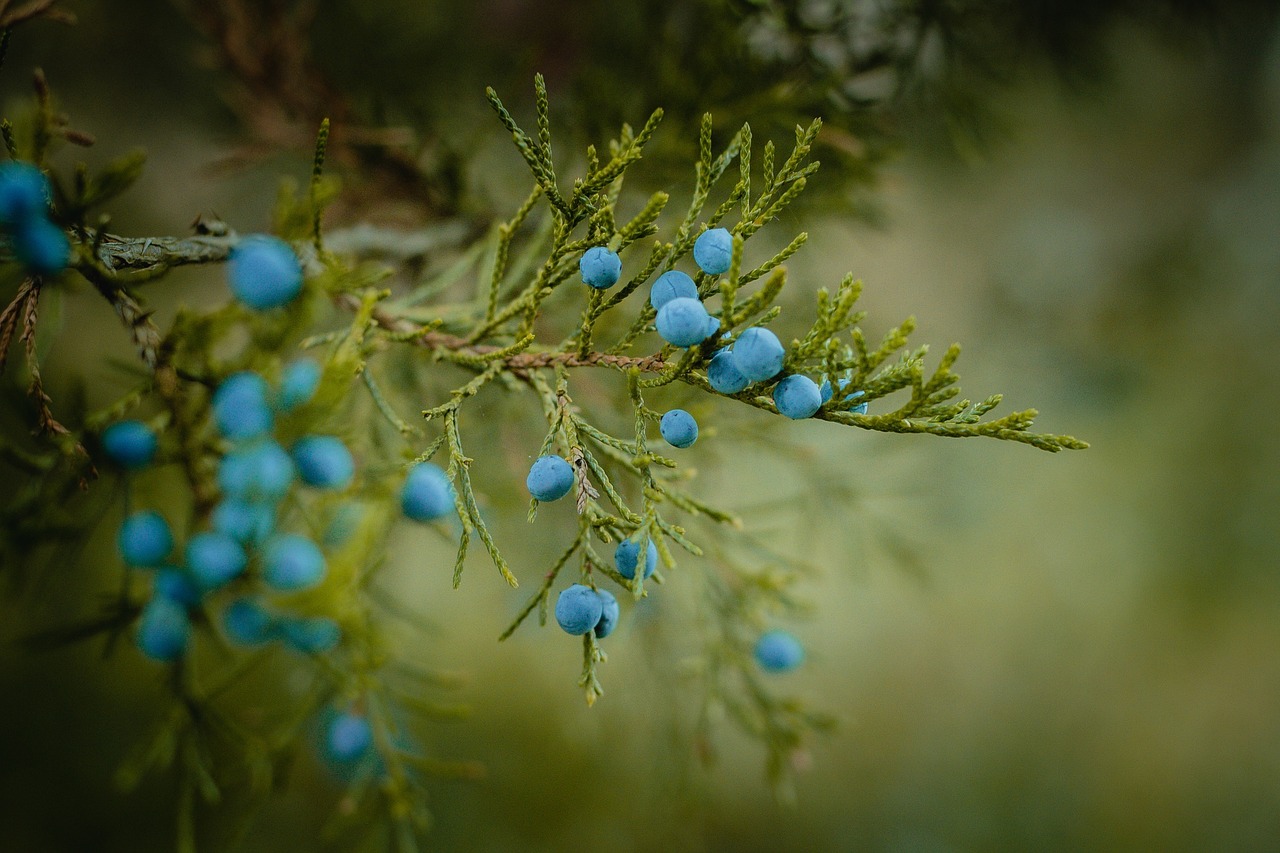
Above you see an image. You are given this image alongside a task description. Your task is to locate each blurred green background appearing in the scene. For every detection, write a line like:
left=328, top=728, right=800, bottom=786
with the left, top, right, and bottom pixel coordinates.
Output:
left=2, top=1, right=1280, bottom=850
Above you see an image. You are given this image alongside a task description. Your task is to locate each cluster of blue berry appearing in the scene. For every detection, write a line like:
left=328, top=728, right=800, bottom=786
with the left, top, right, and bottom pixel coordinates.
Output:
left=0, top=161, right=69, bottom=277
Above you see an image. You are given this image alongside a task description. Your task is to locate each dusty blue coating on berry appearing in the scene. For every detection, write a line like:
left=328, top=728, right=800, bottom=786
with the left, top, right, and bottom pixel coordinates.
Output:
left=656, top=297, right=712, bottom=347
left=12, top=218, right=69, bottom=276
left=327, top=713, right=373, bottom=762
left=136, top=597, right=190, bottom=662
left=153, top=569, right=201, bottom=607
left=212, top=499, right=274, bottom=544
left=277, top=358, right=321, bottom=411
left=281, top=616, right=341, bottom=653
left=754, top=629, right=805, bottom=672
left=555, top=584, right=604, bottom=635
left=693, top=227, right=733, bottom=275
left=579, top=246, right=621, bottom=289
left=704, top=315, right=721, bottom=338
left=212, top=372, right=273, bottom=441
left=660, top=409, right=698, bottom=448
left=526, top=455, right=574, bottom=502
left=593, top=588, right=620, bottom=639
left=218, top=439, right=294, bottom=502
left=223, top=598, right=278, bottom=646
left=401, top=462, right=454, bottom=521
left=292, top=435, right=354, bottom=490
left=649, top=270, right=697, bottom=310
left=615, top=537, right=658, bottom=580
left=184, top=531, right=248, bottom=589
left=0, top=162, right=49, bottom=224
left=819, top=379, right=834, bottom=405
left=102, top=420, right=157, bottom=469
left=707, top=349, right=749, bottom=394
left=774, top=374, right=823, bottom=420
left=118, top=511, right=174, bottom=568
left=731, top=327, right=786, bottom=382
left=262, top=534, right=326, bottom=590
left=228, top=234, right=303, bottom=309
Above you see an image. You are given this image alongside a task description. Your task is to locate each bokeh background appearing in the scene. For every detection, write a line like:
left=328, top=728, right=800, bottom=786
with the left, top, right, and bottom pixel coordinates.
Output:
left=2, top=1, right=1279, bottom=850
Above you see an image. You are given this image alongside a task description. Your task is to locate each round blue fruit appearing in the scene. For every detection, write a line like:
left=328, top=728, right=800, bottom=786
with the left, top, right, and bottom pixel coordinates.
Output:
left=707, top=349, right=749, bottom=394
left=136, top=596, right=190, bottom=662
left=218, top=439, right=294, bottom=503
left=262, top=534, right=326, bottom=590
left=12, top=218, right=70, bottom=276
left=693, top=227, right=733, bottom=275
left=526, top=455, right=574, bottom=502
left=153, top=568, right=202, bottom=607
left=614, top=537, right=657, bottom=580
left=212, top=372, right=273, bottom=441
left=326, top=712, right=373, bottom=762
left=555, top=584, right=604, bottom=635
left=660, top=409, right=698, bottom=448
left=228, top=235, right=303, bottom=309
left=102, top=420, right=158, bottom=469
left=656, top=296, right=712, bottom=347
left=594, top=588, right=620, bottom=639
left=731, top=327, right=785, bottom=382
left=649, top=270, right=697, bottom=310
left=212, top=499, right=275, bottom=544
left=118, top=510, right=174, bottom=568
left=223, top=597, right=278, bottom=645
left=773, top=374, right=823, bottom=420
left=292, top=435, right=354, bottom=490
left=0, top=162, right=50, bottom=224
left=579, top=246, right=622, bottom=289
left=754, top=629, right=805, bottom=672
left=401, top=462, right=454, bottom=521
left=277, top=358, right=321, bottom=411
left=281, top=616, right=342, bottom=653
left=184, top=531, right=248, bottom=589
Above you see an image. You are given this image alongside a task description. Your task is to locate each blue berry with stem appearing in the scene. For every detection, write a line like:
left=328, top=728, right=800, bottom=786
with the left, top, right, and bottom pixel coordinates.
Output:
left=526, top=455, right=574, bottom=502
left=212, top=499, right=275, bottom=544
left=102, top=420, right=157, bottom=469
left=707, top=349, right=749, bottom=394
left=655, top=297, right=712, bottom=347
left=223, top=597, right=278, bottom=646
left=184, top=531, right=248, bottom=589
left=227, top=234, right=303, bottom=309
left=594, top=588, right=620, bottom=639
left=12, top=218, right=69, bottom=276
left=136, top=596, right=190, bottom=662
left=0, top=161, right=50, bottom=224
left=649, top=270, right=697, bottom=310
left=292, top=435, right=354, bottom=490
left=773, top=375, right=823, bottom=420
left=555, top=584, right=604, bottom=635
left=326, top=712, right=373, bottom=763
left=277, top=358, right=321, bottom=411
left=579, top=246, right=621, bottom=289
left=401, top=462, right=454, bottom=521
left=693, top=227, right=733, bottom=275
left=732, top=327, right=786, bottom=383
left=153, top=568, right=201, bottom=607
left=660, top=409, right=698, bottom=448
left=281, top=616, right=342, bottom=653
left=118, top=510, right=174, bottom=568
left=218, top=439, right=294, bottom=503
left=212, top=372, right=273, bottom=441
left=614, top=537, right=658, bottom=580
left=754, top=629, right=805, bottom=672
left=262, top=534, right=326, bottom=590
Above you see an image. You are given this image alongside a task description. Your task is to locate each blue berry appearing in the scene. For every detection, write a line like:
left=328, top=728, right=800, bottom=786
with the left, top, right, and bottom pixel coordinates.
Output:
left=228, top=235, right=303, bottom=309
left=614, top=537, right=657, bottom=580
left=526, top=455, right=574, bottom=502
left=262, top=534, right=326, bottom=590
left=819, top=379, right=833, bottom=405
left=593, top=588, right=620, bottom=639
left=838, top=382, right=869, bottom=415
left=12, top=218, right=69, bottom=276
left=693, top=227, right=733, bottom=275
left=292, top=435, right=354, bottom=490
left=277, top=358, right=321, bottom=411
left=0, top=162, right=50, bottom=224
left=707, top=349, right=749, bottom=394
left=579, top=246, right=622, bottom=289
left=136, top=596, right=190, bottom=662
left=102, top=420, right=157, bottom=469
left=118, top=510, right=174, bottom=568
left=754, top=629, right=805, bottom=672
left=280, top=616, right=341, bottom=653
left=649, top=270, right=697, bottom=310
left=212, top=499, right=275, bottom=544
left=655, top=297, right=712, bottom=347
left=773, top=375, right=823, bottom=420
left=660, top=409, right=698, bottom=448
left=184, top=531, right=248, bottom=589
left=704, top=315, right=721, bottom=338
left=555, top=583, right=604, bottom=635
left=218, top=439, right=294, bottom=502
left=401, top=462, right=454, bottom=521
left=212, top=372, right=273, bottom=441
left=153, top=568, right=201, bottom=607
left=731, top=327, right=785, bottom=383
left=326, top=712, right=373, bottom=762
left=223, top=597, right=278, bottom=645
